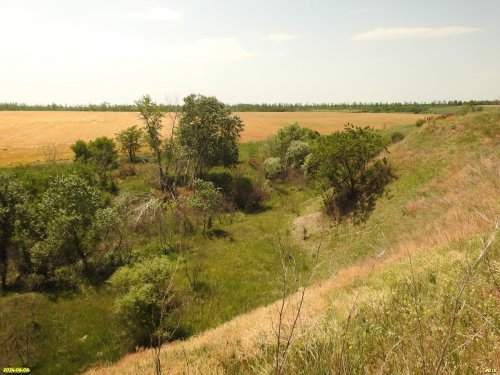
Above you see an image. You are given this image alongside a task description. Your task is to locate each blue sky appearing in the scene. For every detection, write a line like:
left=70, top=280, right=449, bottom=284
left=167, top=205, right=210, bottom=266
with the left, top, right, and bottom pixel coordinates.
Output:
left=1, top=0, right=499, bottom=104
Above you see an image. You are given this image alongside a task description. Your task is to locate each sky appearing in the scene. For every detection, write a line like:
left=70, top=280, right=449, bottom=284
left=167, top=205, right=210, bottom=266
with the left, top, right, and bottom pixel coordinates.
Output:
left=1, top=0, right=499, bottom=105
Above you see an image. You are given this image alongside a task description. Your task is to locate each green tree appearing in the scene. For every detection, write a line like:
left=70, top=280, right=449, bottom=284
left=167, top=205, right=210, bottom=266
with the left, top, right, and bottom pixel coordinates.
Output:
left=116, top=126, right=143, bottom=162
left=70, top=139, right=91, bottom=162
left=177, top=94, right=244, bottom=178
left=188, top=178, right=223, bottom=234
left=0, top=173, right=26, bottom=290
left=136, top=95, right=165, bottom=183
left=31, top=175, right=116, bottom=277
left=88, top=137, right=118, bottom=177
left=311, top=124, right=388, bottom=199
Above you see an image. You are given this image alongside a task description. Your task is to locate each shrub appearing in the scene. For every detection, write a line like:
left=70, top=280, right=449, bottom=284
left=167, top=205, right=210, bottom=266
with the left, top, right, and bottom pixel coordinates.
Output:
left=188, top=179, right=223, bottom=234
left=231, top=180, right=269, bottom=212
left=285, top=140, right=310, bottom=167
left=264, top=122, right=319, bottom=160
left=110, top=256, right=178, bottom=347
left=391, top=131, right=405, bottom=143
left=323, top=157, right=395, bottom=220
left=301, top=153, right=318, bottom=176
left=415, top=119, right=425, bottom=127
left=264, top=157, right=283, bottom=179
left=457, top=103, right=483, bottom=115
left=70, top=140, right=91, bottom=162
left=115, top=125, right=143, bottom=162
left=312, top=124, right=388, bottom=198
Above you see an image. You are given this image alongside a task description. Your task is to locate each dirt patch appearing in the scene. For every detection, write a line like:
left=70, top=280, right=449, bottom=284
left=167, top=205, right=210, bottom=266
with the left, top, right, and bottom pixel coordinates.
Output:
left=292, top=211, right=328, bottom=241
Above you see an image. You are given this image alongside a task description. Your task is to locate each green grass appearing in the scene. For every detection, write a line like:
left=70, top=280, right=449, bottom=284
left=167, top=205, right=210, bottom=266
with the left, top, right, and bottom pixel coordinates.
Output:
left=1, top=111, right=498, bottom=374
left=0, top=155, right=316, bottom=374
left=206, top=113, right=499, bottom=374
left=223, top=230, right=499, bottom=374
left=176, top=184, right=313, bottom=333
left=238, top=141, right=263, bottom=163
left=0, top=289, right=124, bottom=375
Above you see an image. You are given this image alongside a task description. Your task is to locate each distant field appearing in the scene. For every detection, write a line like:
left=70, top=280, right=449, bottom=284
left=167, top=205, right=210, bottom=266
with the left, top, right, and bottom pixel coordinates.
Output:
left=0, top=111, right=423, bottom=166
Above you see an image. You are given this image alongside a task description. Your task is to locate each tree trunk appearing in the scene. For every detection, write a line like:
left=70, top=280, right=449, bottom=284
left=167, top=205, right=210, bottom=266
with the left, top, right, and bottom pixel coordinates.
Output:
left=156, top=150, right=165, bottom=188
left=73, top=233, right=88, bottom=273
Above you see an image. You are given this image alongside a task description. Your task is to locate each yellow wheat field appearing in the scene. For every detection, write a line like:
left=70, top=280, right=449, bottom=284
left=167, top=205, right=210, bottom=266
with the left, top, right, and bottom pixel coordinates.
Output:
left=0, top=111, right=423, bottom=166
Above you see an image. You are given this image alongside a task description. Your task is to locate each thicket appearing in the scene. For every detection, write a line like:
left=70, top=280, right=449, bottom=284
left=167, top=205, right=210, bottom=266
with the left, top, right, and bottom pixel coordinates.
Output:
left=263, top=122, right=319, bottom=180
left=262, top=122, right=393, bottom=221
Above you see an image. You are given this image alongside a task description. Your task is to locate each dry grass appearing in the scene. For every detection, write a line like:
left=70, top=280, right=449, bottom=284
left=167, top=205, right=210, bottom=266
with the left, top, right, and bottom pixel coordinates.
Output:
left=0, top=111, right=422, bottom=166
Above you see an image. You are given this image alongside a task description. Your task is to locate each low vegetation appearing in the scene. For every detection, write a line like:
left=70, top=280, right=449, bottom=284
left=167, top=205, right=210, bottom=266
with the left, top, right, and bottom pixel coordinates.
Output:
left=1, top=103, right=498, bottom=375
left=85, top=110, right=499, bottom=375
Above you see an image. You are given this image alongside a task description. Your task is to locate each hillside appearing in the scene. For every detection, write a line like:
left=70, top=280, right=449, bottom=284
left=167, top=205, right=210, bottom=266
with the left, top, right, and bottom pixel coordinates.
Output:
left=85, top=112, right=499, bottom=374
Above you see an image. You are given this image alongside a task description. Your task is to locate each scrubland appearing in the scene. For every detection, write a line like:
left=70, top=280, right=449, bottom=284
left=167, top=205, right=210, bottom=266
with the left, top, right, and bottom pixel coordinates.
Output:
left=85, top=112, right=499, bottom=374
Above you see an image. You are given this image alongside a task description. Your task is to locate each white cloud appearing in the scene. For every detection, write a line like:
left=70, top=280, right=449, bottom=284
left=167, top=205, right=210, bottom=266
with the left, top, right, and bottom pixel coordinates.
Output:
left=267, top=33, right=298, bottom=42
left=121, top=7, right=183, bottom=22
left=353, top=26, right=481, bottom=41
left=179, top=38, right=254, bottom=63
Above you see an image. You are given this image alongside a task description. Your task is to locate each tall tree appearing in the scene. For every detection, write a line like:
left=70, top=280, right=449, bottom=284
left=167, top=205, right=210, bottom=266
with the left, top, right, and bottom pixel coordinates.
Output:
left=0, top=173, right=25, bottom=290
left=177, top=94, right=244, bottom=179
left=136, top=95, right=165, bottom=184
left=116, top=126, right=143, bottom=162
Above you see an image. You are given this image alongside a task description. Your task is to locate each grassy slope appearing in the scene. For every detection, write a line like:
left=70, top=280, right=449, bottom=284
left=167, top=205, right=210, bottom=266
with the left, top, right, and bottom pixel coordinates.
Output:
left=86, top=111, right=499, bottom=374
left=0, top=145, right=314, bottom=374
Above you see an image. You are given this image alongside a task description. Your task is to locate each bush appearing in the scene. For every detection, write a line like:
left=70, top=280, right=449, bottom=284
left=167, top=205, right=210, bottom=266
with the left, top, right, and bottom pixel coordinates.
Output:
left=70, top=140, right=91, bottom=162
left=232, top=179, right=269, bottom=212
left=207, top=172, right=269, bottom=212
left=285, top=140, right=310, bottom=167
left=457, top=103, right=484, bottom=115
left=391, top=131, right=405, bottom=143
left=110, top=256, right=178, bottom=347
left=415, top=119, right=425, bottom=127
left=323, top=158, right=394, bottom=221
left=264, top=157, right=283, bottom=179
left=263, top=122, right=319, bottom=161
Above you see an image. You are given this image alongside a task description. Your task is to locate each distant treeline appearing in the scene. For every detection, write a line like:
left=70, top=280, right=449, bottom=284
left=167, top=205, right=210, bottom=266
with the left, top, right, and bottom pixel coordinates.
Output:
left=0, top=102, right=180, bottom=112
left=0, top=100, right=498, bottom=113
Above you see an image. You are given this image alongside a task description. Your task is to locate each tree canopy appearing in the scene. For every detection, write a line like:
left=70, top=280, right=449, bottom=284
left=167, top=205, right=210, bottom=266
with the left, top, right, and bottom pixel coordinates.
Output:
left=116, top=126, right=143, bottom=162
left=136, top=95, right=165, bottom=181
left=177, top=94, right=244, bottom=177
left=31, top=175, right=116, bottom=279
left=311, top=124, right=388, bottom=198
